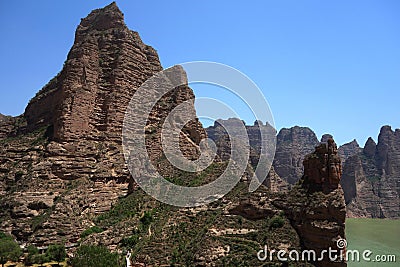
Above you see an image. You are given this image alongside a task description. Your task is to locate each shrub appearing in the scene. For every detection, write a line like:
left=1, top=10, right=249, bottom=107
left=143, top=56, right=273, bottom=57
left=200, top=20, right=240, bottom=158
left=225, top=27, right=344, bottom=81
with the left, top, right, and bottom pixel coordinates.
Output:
left=80, top=226, right=104, bottom=238
left=269, top=215, right=285, bottom=229
left=33, top=253, right=49, bottom=267
left=25, top=245, right=39, bottom=265
left=70, top=245, right=122, bottom=267
left=140, top=211, right=153, bottom=227
left=0, top=232, right=21, bottom=267
left=46, top=244, right=66, bottom=264
left=121, top=235, right=139, bottom=248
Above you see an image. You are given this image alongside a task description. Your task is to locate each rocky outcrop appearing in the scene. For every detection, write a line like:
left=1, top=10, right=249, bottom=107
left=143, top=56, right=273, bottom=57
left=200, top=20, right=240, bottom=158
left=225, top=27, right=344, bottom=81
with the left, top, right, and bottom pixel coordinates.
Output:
left=264, top=166, right=290, bottom=192
left=205, top=119, right=287, bottom=191
left=273, top=127, right=320, bottom=184
left=280, top=138, right=346, bottom=267
left=363, top=137, right=376, bottom=158
left=206, top=118, right=276, bottom=165
left=0, top=2, right=205, bottom=246
left=338, top=139, right=360, bottom=162
left=207, top=121, right=399, bottom=218
left=0, top=114, right=25, bottom=139
left=302, top=138, right=342, bottom=192
left=0, top=114, right=13, bottom=138
left=206, top=121, right=318, bottom=190
left=341, top=126, right=400, bottom=218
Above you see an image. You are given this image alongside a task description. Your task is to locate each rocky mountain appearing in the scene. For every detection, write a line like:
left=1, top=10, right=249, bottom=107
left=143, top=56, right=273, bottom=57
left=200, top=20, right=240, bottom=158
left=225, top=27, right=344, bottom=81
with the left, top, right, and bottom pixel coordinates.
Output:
left=337, top=139, right=360, bottom=162
left=206, top=122, right=319, bottom=186
left=273, top=126, right=319, bottom=184
left=0, top=2, right=346, bottom=266
left=206, top=118, right=289, bottom=192
left=341, top=126, right=400, bottom=218
left=0, top=2, right=205, bottom=246
left=280, top=138, right=346, bottom=267
left=206, top=122, right=400, bottom=218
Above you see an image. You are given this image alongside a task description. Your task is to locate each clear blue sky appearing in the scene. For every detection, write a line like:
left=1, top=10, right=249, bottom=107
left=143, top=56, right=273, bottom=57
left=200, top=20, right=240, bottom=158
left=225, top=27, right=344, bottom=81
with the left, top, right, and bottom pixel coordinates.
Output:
left=0, top=0, right=399, bottom=146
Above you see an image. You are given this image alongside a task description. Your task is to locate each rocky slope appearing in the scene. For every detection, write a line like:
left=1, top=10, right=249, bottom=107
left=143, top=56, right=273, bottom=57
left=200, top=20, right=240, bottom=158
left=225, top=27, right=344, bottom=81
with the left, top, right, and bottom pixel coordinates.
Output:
left=273, top=126, right=320, bottom=184
left=206, top=123, right=400, bottom=218
left=0, top=3, right=348, bottom=266
left=207, top=123, right=319, bottom=185
left=341, top=126, right=400, bottom=218
left=277, top=138, right=346, bottom=267
left=0, top=2, right=205, bottom=246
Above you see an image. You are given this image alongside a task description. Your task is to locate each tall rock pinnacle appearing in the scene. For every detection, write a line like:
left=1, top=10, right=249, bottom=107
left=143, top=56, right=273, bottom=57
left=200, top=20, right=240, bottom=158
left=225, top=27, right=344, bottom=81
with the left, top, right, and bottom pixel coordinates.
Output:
left=0, top=2, right=205, bottom=245
left=303, top=138, right=342, bottom=193
left=24, top=2, right=172, bottom=142
left=281, top=137, right=347, bottom=267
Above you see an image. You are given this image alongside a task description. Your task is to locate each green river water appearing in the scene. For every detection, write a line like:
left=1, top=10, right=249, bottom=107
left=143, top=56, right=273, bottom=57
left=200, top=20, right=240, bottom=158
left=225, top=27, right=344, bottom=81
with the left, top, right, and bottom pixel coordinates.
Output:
left=345, top=218, right=400, bottom=266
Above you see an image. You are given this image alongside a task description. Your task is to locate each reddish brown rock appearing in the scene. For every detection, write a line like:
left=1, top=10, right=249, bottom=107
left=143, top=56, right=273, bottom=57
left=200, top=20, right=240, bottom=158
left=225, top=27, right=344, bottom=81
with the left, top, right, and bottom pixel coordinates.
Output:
left=341, top=126, right=400, bottom=218
left=280, top=137, right=347, bottom=267
left=303, top=138, right=342, bottom=193
left=0, top=2, right=205, bottom=246
left=338, top=139, right=360, bottom=163
left=273, top=126, right=319, bottom=184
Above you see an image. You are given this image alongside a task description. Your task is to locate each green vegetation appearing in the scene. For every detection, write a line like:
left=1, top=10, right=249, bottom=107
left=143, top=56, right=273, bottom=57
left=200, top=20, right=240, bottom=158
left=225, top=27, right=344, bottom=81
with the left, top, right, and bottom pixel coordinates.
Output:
left=121, top=234, right=139, bottom=248
left=31, top=212, right=51, bottom=232
left=140, top=210, right=154, bottom=228
left=46, top=244, right=67, bottom=265
left=70, top=245, right=123, bottom=267
left=163, top=161, right=227, bottom=187
left=33, top=253, right=49, bottom=267
left=24, top=244, right=66, bottom=266
left=367, top=175, right=380, bottom=183
left=95, top=194, right=140, bottom=226
left=80, top=226, right=104, bottom=238
left=269, top=215, right=285, bottom=229
left=0, top=232, right=22, bottom=267
left=25, top=244, right=39, bottom=265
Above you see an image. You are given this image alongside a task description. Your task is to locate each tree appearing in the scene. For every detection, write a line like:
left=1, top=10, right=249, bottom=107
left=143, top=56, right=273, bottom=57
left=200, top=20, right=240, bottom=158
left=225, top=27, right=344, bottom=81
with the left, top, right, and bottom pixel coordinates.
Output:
left=46, top=244, right=66, bottom=265
left=0, top=234, right=22, bottom=267
left=25, top=245, right=39, bottom=266
left=269, top=215, right=285, bottom=229
left=34, top=253, right=49, bottom=267
left=71, top=245, right=122, bottom=267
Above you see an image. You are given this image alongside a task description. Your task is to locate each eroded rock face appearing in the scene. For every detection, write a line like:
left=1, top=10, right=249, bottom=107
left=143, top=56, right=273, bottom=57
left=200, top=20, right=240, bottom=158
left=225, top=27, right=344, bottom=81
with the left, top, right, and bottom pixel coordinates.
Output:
left=207, top=121, right=399, bottom=218
left=338, top=139, right=360, bottom=163
left=207, top=119, right=276, bottom=163
left=205, top=119, right=286, bottom=191
left=0, top=2, right=205, bottom=246
left=280, top=137, right=346, bottom=267
left=341, top=126, right=400, bottom=218
left=303, top=138, right=342, bottom=193
left=273, top=127, right=320, bottom=184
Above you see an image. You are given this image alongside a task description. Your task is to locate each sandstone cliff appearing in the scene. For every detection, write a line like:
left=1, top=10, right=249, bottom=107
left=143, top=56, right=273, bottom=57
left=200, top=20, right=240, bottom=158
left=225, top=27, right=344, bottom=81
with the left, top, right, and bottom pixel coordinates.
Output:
left=341, top=126, right=400, bottom=218
left=273, top=126, right=320, bottom=184
left=0, top=4, right=349, bottom=266
left=0, top=2, right=205, bottom=246
left=276, top=138, right=347, bottom=267
left=206, top=122, right=400, bottom=218
left=206, top=118, right=289, bottom=192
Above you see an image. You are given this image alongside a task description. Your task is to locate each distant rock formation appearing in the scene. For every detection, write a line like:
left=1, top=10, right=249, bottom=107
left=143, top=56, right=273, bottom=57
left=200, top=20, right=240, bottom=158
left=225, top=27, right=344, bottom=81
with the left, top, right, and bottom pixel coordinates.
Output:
left=207, top=122, right=400, bottom=218
left=206, top=118, right=289, bottom=191
left=341, top=126, right=400, bottom=218
left=337, top=139, right=360, bottom=163
left=273, top=127, right=320, bottom=184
